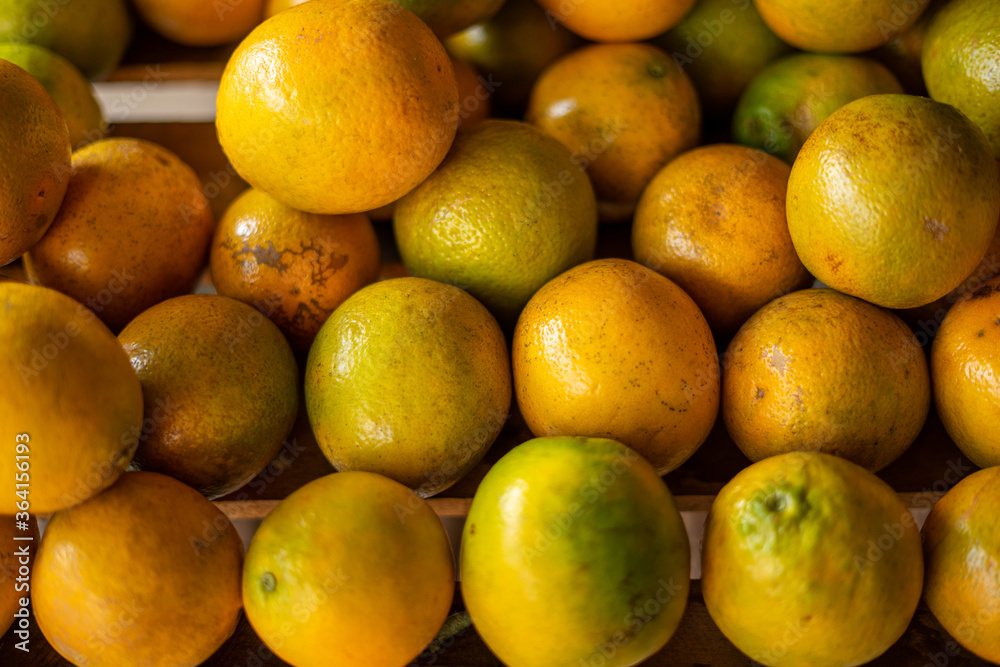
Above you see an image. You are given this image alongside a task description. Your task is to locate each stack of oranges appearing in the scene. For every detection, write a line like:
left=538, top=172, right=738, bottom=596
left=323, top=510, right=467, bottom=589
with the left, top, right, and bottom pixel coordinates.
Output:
left=1, top=0, right=1000, bottom=665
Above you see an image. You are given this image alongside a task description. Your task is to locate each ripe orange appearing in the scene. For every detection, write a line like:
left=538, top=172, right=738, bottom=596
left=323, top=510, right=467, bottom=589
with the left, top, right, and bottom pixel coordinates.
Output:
left=633, top=144, right=812, bottom=334
left=513, top=258, right=719, bottom=474
left=24, top=138, right=214, bottom=332
left=32, top=472, right=244, bottom=666
left=787, top=94, right=1000, bottom=309
left=210, top=187, right=381, bottom=351
left=534, top=0, right=696, bottom=42
left=527, top=43, right=700, bottom=222
left=133, top=0, right=266, bottom=46
left=451, top=55, right=491, bottom=125
left=394, top=120, right=597, bottom=325
left=722, top=289, right=931, bottom=472
left=923, top=466, right=1000, bottom=664
left=931, top=275, right=1000, bottom=468
left=217, top=0, right=459, bottom=214
left=244, top=472, right=455, bottom=666
left=754, top=0, right=929, bottom=53
left=0, top=59, right=70, bottom=267
left=703, top=452, right=924, bottom=666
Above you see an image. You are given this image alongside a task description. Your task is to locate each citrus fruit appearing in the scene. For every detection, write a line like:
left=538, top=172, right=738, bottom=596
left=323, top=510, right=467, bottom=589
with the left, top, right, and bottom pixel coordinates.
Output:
left=32, top=471, right=244, bottom=667
left=702, top=451, right=924, bottom=667
left=446, top=0, right=581, bottom=111
left=210, top=187, right=381, bottom=351
left=513, top=258, right=719, bottom=474
left=0, top=43, right=103, bottom=149
left=0, top=59, right=70, bottom=267
left=244, top=471, right=454, bottom=667
left=534, top=0, right=696, bottom=42
left=462, top=436, right=690, bottom=667
left=216, top=0, right=459, bottom=214
left=787, top=94, right=1000, bottom=309
left=119, top=294, right=299, bottom=499
left=633, top=144, right=812, bottom=334
left=526, top=42, right=701, bottom=222
left=451, top=54, right=491, bottom=125
left=0, top=515, right=38, bottom=637
left=753, top=0, right=929, bottom=53
left=732, top=53, right=903, bottom=163
left=655, top=0, right=791, bottom=113
left=306, top=277, right=511, bottom=496
left=923, top=466, right=1000, bottom=664
left=133, top=0, right=266, bottom=46
left=723, top=288, right=930, bottom=471
left=394, top=119, right=597, bottom=325
left=0, top=282, right=142, bottom=514
left=0, top=0, right=132, bottom=79
left=931, top=275, right=1000, bottom=468
left=922, top=0, right=1000, bottom=158
left=23, top=137, right=214, bottom=332
left=871, top=1, right=936, bottom=94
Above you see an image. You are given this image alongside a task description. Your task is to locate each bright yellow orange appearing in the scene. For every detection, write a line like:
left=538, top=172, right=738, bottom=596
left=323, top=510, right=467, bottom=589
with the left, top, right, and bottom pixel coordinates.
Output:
left=703, top=452, right=924, bottom=667
left=722, top=288, right=930, bottom=472
left=133, top=0, right=265, bottom=46
left=244, top=472, right=455, bottom=667
left=24, top=138, right=214, bottom=332
left=527, top=42, right=700, bottom=221
left=216, top=0, right=459, bottom=214
left=923, top=467, right=1000, bottom=664
left=0, top=282, right=143, bottom=514
left=513, top=258, right=719, bottom=474
left=534, top=0, right=696, bottom=42
left=32, top=472, right=244, bottom=667
left=633, top=144, right=812, bottom=334
left=394, top=120, right=597, bottom=326
left=787, top=94, right=1000, bottom=309
left=0, top=59, right=70, bottom=267
left=211, top=187, right=381, bottom=351
left=931, top=275, right=1000, bottom=468
left=754, top=0, right=929, bottom=53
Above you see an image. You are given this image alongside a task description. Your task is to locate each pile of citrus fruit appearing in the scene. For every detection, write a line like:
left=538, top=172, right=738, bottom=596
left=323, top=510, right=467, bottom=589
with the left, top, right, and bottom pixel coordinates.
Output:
left=1, top=0, right=999, bottom=665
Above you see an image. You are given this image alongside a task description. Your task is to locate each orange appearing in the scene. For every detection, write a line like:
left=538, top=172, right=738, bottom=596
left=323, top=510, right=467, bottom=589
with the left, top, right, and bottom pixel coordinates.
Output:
left=871, top=1, right=937, bottom=94
left=0, top=43, right=104, bottom=149
left=754, top=0, right=929, bottom=53
left=527, top=43, right=700, bottom=222
left=923, top=0, right=1000, bottom=158
left=787, top=94, right=1000, bottom=309
left=461, top=436, right=690, bottom=667
left=446, top=0, right=581, bottom=112
left=732, top=53, right=903, bottom=164
left=0, top=282, right=143, bottom=514
left=923, top=466, right=1000, bottom=664
left=24, top=138, right=214, bottom=332
left=306, top=277, right=511, bottom=496
left=0, top=59, right=70, bottom=267
left=210, top=187, right=381, bottom=351
left=32, top=472, right=244, bottom=667
left=119, top=294, right=299, bottom=499
left=133, top=0, right=266, bottom=46
left=513, top=258, right=719, bottom=474
left=451, top=55, right=491, bottom=126
left=394, top=120, right=597, bottom=325
left=722, top=288, right=930, bottom=472
left=0, top=0, right=132, bottom=80
left=931, top=275, right=1000, bottom=468
left=243, top=472, right=454, bottom=667
left=216, top=0, right=459, bottom=215
left=0, top=515, right=38, bottom=637
left=655, top=0, right=791, bottom=114
left=633, top=144, right=812, bottom=334
left=534, top=0, right=696, bottom=42
left=702, top=451, right=924, bottom=667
